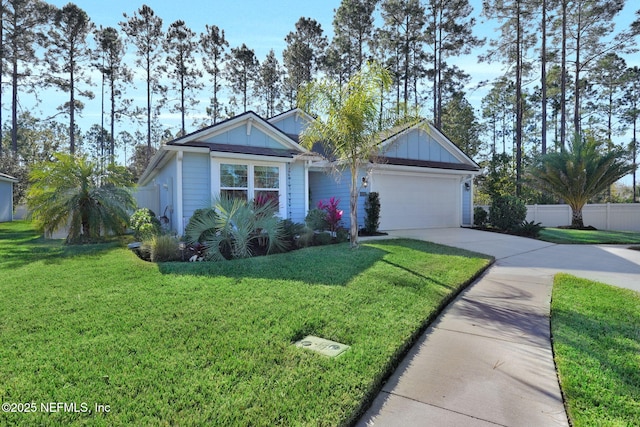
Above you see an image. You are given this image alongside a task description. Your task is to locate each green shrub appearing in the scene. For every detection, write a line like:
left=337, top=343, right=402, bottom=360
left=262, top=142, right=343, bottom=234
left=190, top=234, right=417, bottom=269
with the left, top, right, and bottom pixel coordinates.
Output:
left=473, top=206, right=488, bottom=227
left=296, top=226, right=315, bottom=248
left=144, top=234, right=180, bottom=262
left=364, top=192, right=381, bottom=234
left=184, top=195, right=286, bottom=261
left=513, top=220, right=543, bottom=238
left=314, top=231, right=333, bottom=246
left=130, top=208, right=161, bottom=240
left=185, top=208, right=217, bottom=243
left=489, top=195, right=527, bottom=231
left=305, top=208, right=328, bottom=231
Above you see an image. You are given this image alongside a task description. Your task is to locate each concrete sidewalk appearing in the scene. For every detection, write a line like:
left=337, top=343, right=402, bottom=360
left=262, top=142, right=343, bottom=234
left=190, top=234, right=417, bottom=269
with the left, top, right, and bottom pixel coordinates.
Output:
left=357, top=228, right=640, bottom=427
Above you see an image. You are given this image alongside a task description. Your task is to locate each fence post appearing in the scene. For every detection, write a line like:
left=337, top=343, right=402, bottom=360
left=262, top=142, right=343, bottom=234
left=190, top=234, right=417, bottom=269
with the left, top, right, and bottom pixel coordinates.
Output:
left=606, top=203, right=611, bottom=230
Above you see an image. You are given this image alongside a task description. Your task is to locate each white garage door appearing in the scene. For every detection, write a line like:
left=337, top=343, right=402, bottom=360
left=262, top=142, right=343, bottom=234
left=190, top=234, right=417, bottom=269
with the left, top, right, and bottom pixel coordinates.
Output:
left=374, top=173, right=460, bottom=230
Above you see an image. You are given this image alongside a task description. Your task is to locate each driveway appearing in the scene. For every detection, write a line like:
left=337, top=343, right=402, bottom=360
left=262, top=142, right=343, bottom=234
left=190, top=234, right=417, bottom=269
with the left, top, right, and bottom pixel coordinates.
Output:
left=390, top=228, right=640, bottom=292
left=357, top=228, right=640, bottom=427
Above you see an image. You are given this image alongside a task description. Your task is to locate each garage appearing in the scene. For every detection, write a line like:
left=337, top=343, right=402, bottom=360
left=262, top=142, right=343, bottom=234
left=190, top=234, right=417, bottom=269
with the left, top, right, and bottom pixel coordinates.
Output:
left=373, top=171, right=461, bottom=230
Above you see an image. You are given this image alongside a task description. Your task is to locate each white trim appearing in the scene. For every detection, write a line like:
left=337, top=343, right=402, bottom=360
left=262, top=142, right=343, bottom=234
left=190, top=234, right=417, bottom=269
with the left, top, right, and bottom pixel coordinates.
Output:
left=176, top=151, right=184, bottom=235
left=211, top=158, right=288, bottom=218
left=210, top=151, right=296, bottom=163
left=304, top=160, right=310, bottom=216
left=371, top=162, right=479, bottom=177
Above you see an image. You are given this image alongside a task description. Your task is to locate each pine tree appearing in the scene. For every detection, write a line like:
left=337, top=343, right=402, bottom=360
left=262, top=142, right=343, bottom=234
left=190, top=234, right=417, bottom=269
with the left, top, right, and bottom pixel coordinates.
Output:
left=94, top=26, right=132, bottom=164
left=120, top=5, right=164, bottom=161
left=163, top=20, right=202, bottom=136
left=44, top=3, right=95, bottom=154
left=200, top=24, right=228, bottom=125
left=225, top=44, right=259, bottom=113
left=282, top=17, right=327, bottom=108
left=1, top=0, right=49, bottom=156
left=255, top=50, right=283, bottom=117
left=425, top=0, right=482, bottom=130
left=327, top=0, right=377, bottom=83
left=379, top=0, right=426, bottom=115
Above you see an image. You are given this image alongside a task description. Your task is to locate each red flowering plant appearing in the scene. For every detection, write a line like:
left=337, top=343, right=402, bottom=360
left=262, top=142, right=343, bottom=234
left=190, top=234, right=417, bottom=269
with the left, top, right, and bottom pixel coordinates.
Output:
left=317, top=197, right=343, bottom=234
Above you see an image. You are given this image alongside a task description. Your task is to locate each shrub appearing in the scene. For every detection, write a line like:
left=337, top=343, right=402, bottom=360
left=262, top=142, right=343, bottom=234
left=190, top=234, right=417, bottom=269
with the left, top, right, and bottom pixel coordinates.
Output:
left=513, top=220, right=543, bottom=238
left=184, top=195, right=286, bottom=261
left=317, top=197, right=343, bottom=233
left=489, top=195, right=527, bottom=231
left=130, top=208, right=161, bottom=240
left=144, top=234, right=180, bottom=262
left=185, top=208, right=217, bottom=242
left=305, top=208, right=328, bottom=231
left=473, top=206, right=488, bottom=227
left=314, top=231, right=333, bottom=246
left=364, top=192, right=381, bottom=234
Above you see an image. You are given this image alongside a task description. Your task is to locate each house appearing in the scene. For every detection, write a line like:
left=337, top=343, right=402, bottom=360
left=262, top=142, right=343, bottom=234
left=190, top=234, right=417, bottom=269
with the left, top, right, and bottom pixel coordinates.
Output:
left=0, top=172, right=18, bottom=222
left=136, top=109, right=480, bottom=235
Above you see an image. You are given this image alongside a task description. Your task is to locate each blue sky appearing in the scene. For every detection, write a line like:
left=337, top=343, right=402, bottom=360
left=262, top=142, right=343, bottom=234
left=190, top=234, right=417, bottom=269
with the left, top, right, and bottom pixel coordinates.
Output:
left=31, top=1, right=640, bottom=165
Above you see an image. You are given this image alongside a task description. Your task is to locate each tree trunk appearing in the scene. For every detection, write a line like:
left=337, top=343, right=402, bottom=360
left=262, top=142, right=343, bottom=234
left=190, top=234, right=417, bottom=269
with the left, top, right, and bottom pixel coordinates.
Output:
left=560, top=0, right=567, bottom=149
left=571, top=206, right=584, bottom=228
left=541, top=0, right=547, bottom=154
left=349, top=164, right=359, bottom=248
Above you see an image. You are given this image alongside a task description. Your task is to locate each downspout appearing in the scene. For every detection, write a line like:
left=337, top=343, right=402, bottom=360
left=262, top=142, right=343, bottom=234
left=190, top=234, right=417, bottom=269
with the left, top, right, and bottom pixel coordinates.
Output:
left=176, top=151, right=184, bottom=235
left=304, top=160, right=310, bottom=217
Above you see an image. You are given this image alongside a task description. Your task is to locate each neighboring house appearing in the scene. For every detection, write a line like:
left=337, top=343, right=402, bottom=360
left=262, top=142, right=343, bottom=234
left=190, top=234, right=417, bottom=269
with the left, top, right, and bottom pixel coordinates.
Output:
left=0, top=172, right=18, bottom=222
left=136, top=109, right=480, bottom=235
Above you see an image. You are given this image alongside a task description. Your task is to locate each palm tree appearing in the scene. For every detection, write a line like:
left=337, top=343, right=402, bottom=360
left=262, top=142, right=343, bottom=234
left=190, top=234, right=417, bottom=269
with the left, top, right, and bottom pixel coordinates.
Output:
left=184, top=195, right=285, bottom=261
left=27, top=153, right=136, bottom=243
left=527, top=135, right=635, bottom=228
left=298, top=61, right=399, bottom=247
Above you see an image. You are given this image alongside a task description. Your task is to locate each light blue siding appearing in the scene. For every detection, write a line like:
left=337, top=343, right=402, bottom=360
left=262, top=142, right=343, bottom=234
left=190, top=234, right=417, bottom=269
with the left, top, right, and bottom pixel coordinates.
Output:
left=154, top=156, right=178, bottom=230
left=287, top=162, right=307, bottom=223
left=0, top=180, right=13, bottom=222
left=271, top=114, right=309, bottom=136
left=384, top=128, right=460, bottom=164
left=309, top=169, right=366, bottom=230
left=201, top=125, right=285, bottom=149
left=182, top=152, right=211, bottom=222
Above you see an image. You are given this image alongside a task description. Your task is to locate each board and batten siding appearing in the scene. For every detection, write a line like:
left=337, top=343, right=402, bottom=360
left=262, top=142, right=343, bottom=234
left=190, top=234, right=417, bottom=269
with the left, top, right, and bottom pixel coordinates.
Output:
left=270, top=113, right=308, bottom=136
left=383, top=129, right=459, bottom=164
left=181, top=152, right=211, bottom=225
left=287, top=162, right=307, bottom=223
left=202, top=125, right=285, bottom=149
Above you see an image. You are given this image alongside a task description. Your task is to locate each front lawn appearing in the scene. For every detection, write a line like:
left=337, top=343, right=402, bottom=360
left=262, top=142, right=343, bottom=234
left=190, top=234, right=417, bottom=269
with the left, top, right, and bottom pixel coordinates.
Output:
left=0, top=221, right=490, bottom=426
left=551, top=274, right=640, bottom=426
left=539, top=227, right=640, bottom=244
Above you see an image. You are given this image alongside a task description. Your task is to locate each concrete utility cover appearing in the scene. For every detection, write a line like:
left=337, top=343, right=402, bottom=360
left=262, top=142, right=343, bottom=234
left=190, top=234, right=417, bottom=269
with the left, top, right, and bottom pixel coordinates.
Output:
left=295, top=335, right=350, bottom=357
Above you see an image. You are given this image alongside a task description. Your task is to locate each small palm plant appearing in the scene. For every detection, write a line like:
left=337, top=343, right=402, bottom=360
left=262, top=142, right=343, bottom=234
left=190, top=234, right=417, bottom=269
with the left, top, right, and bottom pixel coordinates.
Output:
left=184, top=195, right=286, bottom=261
left=27, top=153, right=136, bottom=243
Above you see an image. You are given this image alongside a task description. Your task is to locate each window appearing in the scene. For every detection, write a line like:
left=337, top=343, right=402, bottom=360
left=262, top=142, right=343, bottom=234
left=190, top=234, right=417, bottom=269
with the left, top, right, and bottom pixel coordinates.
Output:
left=254, top=166, right=279, bottom=209
left=220, top=164, right=248, bottom=200
left=219, top=164, right=281, bottom=210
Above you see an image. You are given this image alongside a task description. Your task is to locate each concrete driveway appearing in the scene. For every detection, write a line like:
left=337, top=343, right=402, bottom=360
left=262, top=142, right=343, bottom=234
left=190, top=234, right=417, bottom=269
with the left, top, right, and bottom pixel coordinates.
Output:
left=357, top=228, right=640, bottom=427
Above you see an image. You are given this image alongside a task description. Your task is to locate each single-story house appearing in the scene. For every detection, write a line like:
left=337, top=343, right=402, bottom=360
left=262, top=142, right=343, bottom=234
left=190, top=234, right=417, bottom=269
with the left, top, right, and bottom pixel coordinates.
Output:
left=136, top=109, right=480, bottom=235
left=0, top=172, right=18, bottom=222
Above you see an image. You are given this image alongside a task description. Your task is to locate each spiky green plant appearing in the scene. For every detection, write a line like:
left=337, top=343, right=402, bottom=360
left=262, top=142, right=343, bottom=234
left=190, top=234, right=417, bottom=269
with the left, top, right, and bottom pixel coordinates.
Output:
left=184, top=195, right=286, bottom=261
left=527, top=135, right=635, bottom=228
left=27, top=153, right=136, bottom=243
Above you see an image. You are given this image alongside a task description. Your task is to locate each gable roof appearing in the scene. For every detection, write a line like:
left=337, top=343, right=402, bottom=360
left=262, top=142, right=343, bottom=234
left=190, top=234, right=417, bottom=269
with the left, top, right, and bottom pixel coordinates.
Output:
left=0, top=172, right=18, bottom=183
left=138, top=111, right=309, bottom=186
left=377, top=119, right=479, bottom=170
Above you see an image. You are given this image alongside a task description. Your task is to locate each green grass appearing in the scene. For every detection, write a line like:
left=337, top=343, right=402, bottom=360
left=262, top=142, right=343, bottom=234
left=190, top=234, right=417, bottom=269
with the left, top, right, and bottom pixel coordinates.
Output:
left=551, top=274, right=640, bottom=426
left=0, top=221, right=491, bottom=426
left=539, top=227, right=640, bottom=244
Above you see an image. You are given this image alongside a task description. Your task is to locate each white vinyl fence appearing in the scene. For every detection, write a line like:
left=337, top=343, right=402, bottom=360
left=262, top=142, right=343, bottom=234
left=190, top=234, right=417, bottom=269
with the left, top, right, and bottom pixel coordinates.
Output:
left=525, top=204, right=640, bottom=231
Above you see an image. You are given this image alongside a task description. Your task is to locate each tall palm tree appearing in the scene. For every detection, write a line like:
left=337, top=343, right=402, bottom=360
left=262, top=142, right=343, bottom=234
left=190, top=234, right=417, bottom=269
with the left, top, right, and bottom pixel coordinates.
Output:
left=27, top=153, right=136, bottom=243
left=527, top=135, right=635, bottom=228
left=298, top=61, right=399, bottom=247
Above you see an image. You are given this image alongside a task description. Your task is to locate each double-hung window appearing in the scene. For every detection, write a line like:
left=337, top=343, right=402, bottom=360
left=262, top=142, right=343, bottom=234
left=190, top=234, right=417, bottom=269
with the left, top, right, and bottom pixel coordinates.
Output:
left=219, top=163, right=282, bottom=212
